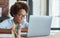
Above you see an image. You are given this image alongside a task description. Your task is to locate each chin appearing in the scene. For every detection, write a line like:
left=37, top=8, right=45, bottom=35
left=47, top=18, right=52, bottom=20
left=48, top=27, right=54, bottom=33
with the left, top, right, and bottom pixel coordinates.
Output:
left=18, top=21, right=22, bottom=24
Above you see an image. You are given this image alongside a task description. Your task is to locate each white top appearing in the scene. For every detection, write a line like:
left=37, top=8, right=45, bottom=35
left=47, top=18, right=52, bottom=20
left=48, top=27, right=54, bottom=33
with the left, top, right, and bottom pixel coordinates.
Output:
left=0, top=18, right=28, bottom=29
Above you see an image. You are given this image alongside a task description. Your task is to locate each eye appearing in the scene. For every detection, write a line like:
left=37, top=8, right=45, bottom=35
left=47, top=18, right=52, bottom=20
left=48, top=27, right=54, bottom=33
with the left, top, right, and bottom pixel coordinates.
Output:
left=22, top=15, right=26, bottom=17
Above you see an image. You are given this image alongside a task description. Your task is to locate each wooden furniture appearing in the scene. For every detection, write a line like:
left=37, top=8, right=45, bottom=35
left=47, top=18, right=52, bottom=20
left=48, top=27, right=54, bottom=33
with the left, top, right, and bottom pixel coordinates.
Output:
left=0, top=29, right=11, bottom=34
left=0, top=28, right=28, bottom=34
left=21, top=28, right=28, bottom=32
left=0, top=32, right=60, bottom=38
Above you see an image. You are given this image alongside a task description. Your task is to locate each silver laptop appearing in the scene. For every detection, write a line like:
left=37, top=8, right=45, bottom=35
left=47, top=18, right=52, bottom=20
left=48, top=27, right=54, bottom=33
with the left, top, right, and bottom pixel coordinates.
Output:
left=28, top=15, right=52, bottom=37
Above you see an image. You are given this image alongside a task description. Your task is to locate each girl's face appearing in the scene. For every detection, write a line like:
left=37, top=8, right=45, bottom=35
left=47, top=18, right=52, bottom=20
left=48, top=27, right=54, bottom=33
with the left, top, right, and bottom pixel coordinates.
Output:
left=14, top=9, right=26, bottom=23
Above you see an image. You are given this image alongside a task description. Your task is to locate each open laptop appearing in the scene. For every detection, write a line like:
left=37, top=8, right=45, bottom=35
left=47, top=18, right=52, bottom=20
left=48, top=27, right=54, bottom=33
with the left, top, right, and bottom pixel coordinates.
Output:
left=28, top=15, right=52, bottom=37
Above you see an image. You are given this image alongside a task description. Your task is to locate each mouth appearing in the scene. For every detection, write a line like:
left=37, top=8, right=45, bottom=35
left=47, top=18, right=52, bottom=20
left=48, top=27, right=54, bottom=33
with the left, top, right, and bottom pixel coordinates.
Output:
left=17, top=20, right=23, bottom=24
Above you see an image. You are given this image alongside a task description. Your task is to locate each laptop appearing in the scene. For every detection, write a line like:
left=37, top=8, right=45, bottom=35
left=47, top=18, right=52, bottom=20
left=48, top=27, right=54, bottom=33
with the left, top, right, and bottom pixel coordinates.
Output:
left=28, top=15, right=52, bottom=37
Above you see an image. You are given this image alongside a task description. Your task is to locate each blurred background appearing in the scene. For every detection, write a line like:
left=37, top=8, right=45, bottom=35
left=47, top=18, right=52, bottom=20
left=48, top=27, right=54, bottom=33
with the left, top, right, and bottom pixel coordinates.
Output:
left=0, top=0, right=60, bottom=31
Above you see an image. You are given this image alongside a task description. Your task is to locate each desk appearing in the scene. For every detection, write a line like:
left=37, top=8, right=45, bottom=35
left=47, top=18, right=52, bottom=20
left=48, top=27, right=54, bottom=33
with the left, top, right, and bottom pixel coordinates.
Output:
left=21, top=28, right=28, bottom=32
left=0, top=28, right=28, bottom=34
left=0, top=32, right=60, bottom=38
left=0, top=28, right=28, bottom=37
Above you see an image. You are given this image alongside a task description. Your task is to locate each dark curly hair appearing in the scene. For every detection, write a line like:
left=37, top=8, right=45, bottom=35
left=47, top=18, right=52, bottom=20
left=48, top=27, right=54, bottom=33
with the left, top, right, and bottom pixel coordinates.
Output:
left=10, top=2, right=29, bottom=17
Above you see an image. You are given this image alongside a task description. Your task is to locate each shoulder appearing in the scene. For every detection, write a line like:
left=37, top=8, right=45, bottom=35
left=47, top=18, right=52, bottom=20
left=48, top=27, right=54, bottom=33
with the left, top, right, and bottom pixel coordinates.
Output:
left=0, top=18, right=13, bottom=29
left=22, top=20, right=28, bottom=25
left=0, top=19, right=9, bottom=24
left=21, top=20, right=29, bottom=28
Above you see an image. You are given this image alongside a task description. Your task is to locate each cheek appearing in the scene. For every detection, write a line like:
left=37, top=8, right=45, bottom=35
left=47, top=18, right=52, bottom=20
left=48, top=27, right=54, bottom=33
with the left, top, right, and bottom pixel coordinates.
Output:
left=15, top=16, right=21, bottom=21
left=19, top=18, right=22, bottom=20
left=16, top=16, right=24, bottom=21
left=18, top=17, right=22, bottom=21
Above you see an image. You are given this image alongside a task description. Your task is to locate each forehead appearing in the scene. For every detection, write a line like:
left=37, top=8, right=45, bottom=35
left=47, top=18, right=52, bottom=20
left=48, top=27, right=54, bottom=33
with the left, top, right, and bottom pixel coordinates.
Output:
left=17, top=9, right=26, bottom=15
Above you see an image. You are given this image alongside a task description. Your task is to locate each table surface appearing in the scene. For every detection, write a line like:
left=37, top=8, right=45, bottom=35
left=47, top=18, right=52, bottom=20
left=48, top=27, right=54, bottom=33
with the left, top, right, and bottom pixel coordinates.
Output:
left=0, top=28, right=28, bottom=34
left=0, top=29, right=60, bottom=38
left=0, top=31, right=60, bottom=38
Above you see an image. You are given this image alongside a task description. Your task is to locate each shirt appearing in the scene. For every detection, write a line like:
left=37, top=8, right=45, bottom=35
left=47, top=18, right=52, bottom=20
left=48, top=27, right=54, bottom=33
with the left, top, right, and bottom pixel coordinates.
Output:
left=0, top=18, right=28, bottom=29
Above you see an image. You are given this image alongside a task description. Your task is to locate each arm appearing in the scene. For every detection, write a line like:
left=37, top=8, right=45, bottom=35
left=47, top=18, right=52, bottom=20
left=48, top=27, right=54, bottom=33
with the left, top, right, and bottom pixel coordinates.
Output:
left=21, top=21, right=28, bottom=32
left=10, top=25, right=21, bottom=38
left=10, top=25, right=18, bottom=35
left=21, top=28, right=28, bottom=32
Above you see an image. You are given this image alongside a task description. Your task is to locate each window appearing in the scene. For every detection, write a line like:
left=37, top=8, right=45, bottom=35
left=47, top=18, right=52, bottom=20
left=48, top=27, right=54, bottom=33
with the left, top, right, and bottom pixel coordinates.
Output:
left=49, top=0, right=60, bottom=29
left=32, top=0, right=60, bottom=30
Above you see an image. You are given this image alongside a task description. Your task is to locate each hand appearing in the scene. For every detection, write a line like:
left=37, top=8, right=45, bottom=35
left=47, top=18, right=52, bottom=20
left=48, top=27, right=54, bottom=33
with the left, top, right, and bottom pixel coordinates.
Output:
left=10, top=25, right=18, bottom=36
left=10, top=25, right=21, bottom=38
left=17, top=34, right=21, bottom=38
